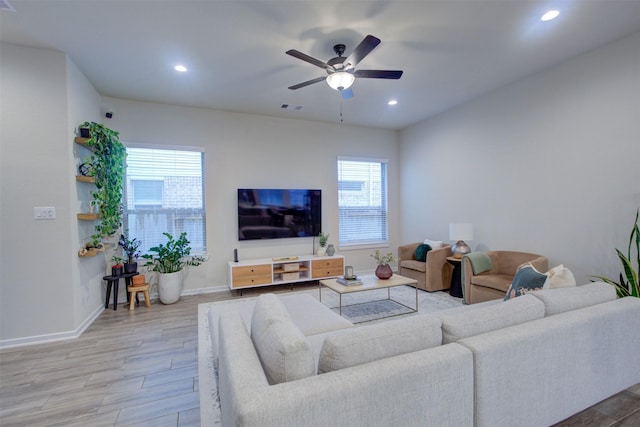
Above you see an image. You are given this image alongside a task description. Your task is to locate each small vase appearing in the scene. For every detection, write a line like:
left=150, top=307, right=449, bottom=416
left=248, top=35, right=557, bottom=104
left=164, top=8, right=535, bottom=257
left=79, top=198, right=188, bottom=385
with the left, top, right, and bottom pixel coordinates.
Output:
left=326, top=244, right=335, bottom=256
left=375, top=263, right=393, bottom=280
left=124, top=262, right=138, bottom=274
left=317, top=246, right=326, bottom=256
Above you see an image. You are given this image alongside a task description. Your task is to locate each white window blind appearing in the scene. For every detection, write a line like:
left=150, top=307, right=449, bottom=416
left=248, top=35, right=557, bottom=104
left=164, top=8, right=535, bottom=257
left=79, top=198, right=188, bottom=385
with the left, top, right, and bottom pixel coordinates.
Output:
left=124, top=147, right=206, bottom=255
left=337, top=157, right=388, bottom=247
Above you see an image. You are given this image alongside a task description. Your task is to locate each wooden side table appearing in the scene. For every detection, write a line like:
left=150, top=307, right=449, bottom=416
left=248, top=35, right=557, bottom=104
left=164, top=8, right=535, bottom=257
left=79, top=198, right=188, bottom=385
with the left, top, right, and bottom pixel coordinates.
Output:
left=102, top=272, right=139, bottom=310
left=446, top=256, right=463, bottom=298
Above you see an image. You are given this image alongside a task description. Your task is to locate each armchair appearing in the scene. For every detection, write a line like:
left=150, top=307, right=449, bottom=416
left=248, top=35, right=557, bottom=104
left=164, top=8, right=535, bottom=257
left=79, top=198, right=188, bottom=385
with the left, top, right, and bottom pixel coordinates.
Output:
left=462, top=251, right=548, bottom=304
left=398, top=243, right=452, bottom=292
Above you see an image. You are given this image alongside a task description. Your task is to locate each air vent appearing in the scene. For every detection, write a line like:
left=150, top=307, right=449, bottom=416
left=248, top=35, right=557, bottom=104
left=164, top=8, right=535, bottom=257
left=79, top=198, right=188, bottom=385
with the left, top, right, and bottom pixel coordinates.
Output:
left=0, top=0, right=15, bottom=11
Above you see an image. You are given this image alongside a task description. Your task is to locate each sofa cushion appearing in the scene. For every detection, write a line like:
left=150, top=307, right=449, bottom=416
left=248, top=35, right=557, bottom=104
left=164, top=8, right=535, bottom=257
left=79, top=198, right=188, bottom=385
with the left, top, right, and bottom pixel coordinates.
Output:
left=504, top=265, right=547, bottom=300
left=250, top=294, right=315, bottom=384
left=279, top=293, right=354, bottom=336
left=471, top=274, right=513, bottom=292
left=252, top=314, right=315, bottom=384
left=414, top=244, right=432, bottom=262
left=317, top=315, right=443, bottom=373
left=440, top=294, right=545, bottom=343
left=250, top=293, right=290, bottom=340
left=400, top=259, right=427, bottom=273
left=531, top=281, right=617, bottom=316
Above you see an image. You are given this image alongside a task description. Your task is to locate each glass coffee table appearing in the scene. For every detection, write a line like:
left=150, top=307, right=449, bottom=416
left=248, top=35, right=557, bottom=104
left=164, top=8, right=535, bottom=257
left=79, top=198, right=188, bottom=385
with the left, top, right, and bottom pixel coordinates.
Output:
left=319, top=274, right=419, bottom=319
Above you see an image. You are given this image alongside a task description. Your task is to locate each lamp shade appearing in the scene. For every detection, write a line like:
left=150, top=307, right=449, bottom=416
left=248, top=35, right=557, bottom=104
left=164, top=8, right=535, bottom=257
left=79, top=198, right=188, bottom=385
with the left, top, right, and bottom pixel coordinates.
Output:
left=326, top=71, right=355, bottom=91
left=449, top=223, right=474, bottom=241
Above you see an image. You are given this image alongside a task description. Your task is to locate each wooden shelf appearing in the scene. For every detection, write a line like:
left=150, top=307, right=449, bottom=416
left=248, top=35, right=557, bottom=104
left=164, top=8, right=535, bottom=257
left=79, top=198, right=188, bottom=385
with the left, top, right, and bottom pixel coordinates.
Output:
left=75, top=175, right=96, bottom=183
left=74, top=137, right=92, bottom=150
left=77, top=213, right=100, bottom=220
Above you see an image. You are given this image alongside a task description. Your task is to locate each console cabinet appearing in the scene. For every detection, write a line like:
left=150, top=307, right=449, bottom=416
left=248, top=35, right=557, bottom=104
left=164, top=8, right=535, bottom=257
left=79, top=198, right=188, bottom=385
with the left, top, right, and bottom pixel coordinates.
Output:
left=228, top=255, right=344, bottom=291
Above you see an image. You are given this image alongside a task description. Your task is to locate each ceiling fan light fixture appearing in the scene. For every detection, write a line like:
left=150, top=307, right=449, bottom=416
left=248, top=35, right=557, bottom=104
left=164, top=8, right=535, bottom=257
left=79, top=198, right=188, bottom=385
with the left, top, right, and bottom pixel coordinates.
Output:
left=326, top=71, right=355, bottom=91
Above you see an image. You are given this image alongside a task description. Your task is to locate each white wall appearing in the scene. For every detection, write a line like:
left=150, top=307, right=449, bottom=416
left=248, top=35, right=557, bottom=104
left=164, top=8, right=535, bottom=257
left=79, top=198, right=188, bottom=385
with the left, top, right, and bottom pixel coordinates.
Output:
left=399, top=32, right=640, bottom=283
left=1, top=44, right=78, bottom=341
left=103, top=98, right=400, bottom=292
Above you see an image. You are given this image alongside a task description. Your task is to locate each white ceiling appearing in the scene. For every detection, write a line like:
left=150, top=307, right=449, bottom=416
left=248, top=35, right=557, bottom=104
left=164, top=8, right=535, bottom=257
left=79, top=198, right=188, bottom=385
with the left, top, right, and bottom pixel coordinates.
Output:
left=2, top=0, right=639, bottom=130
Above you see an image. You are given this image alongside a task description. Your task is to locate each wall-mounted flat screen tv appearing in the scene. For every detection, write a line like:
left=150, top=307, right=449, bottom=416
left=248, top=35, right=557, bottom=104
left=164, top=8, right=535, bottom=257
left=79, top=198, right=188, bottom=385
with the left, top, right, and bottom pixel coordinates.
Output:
left=237, top=188, right=321, bottom=241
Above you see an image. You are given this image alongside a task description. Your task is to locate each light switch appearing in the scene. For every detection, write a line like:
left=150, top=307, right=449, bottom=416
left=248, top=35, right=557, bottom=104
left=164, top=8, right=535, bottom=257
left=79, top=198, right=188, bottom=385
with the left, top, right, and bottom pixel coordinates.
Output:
left=33, top=207, right=56, bottom=220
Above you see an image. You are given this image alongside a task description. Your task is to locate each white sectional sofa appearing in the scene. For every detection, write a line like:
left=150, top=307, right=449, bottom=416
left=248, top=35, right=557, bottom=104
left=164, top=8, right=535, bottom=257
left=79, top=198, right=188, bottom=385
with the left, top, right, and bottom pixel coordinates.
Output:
left=204, top=282, right=640, bottom=427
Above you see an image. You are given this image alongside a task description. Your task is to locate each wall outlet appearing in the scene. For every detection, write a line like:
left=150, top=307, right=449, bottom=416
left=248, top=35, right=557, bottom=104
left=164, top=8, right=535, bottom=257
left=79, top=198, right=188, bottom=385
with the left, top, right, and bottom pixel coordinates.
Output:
left=33, top=207, right=56, bottom=220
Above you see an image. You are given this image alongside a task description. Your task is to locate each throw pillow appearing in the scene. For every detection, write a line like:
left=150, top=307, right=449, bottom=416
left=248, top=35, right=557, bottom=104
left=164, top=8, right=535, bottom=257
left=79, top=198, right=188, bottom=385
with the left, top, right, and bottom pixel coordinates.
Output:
left=251, top=312, right=315, bottom=385
left=424, top=239, right=443, bottom=249
left=251, top=293, right=290, bottom=340
left=543, top=264, right=576, bottom=289
left=504, top=264, right=547, bottom=300
left=414, top=244, right=432, bottom=262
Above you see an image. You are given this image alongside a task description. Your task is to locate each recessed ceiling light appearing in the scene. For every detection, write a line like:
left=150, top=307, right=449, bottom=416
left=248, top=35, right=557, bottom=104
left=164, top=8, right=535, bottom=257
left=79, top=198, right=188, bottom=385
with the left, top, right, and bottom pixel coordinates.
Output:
left=174, top=65, right=188, bottom=72
left=388, top=100, right=398, bottom=106
left=541, top=10, right=560, bottom=21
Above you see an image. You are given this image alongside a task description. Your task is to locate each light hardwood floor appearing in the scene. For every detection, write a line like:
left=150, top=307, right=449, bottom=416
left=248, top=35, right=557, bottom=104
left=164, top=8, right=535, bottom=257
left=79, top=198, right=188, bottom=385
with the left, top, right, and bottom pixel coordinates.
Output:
left=1, top=285, right=639, bottom=426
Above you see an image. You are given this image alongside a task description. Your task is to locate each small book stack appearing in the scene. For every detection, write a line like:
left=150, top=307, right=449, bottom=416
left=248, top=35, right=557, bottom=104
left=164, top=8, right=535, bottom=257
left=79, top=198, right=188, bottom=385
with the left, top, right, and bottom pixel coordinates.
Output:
left=337, top=276, right=362, bottom=286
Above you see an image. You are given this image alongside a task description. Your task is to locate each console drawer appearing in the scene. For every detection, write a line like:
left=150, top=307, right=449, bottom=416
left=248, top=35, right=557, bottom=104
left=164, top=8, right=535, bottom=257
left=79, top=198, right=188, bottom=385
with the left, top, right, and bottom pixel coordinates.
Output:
left=312, top=258, right=344, bottom=278
left=231, top=264, right=272, bottom=288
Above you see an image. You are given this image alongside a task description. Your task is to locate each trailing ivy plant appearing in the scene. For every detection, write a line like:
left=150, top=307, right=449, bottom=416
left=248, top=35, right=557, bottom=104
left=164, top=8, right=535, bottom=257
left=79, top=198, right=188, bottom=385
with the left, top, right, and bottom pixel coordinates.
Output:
left=79, top=121, right=127, bottom=245
left=592, top=209, right=639, bottom=298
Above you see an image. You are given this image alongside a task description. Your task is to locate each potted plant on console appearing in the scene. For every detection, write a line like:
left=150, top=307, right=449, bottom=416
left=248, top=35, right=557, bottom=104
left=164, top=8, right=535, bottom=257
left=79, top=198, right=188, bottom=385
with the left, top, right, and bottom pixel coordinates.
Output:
left=317, top=232, right=329, bottom=256
left=371, top=249, right=395, bottom=280
left=142, top=232, right=206, bottom=304
left=119, top=229, right=141, bottom=273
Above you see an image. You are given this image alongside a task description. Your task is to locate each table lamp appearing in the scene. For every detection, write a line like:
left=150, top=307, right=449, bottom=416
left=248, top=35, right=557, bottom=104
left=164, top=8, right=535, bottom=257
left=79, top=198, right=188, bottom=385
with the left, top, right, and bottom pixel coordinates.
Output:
left=449, top=223, right=473, bottom=259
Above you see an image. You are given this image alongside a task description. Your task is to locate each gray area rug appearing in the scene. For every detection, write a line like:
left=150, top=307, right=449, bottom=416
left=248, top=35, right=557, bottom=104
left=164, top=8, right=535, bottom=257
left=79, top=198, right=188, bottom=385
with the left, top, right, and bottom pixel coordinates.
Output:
left=197, top=286, right=462, bottom=426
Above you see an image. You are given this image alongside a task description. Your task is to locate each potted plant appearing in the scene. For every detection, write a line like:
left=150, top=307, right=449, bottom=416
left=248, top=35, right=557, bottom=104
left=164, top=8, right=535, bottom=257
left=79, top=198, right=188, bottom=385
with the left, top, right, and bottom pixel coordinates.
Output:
left=79, top=121, right=127, bottom=247
left=371, top=249, right=396, bottom=280
left=142, top=232, right=206, bottom=304
left=592, top=209, right=639, bottom=298
left=111, top=256, right=124, bottom=276
left=317, top=232, right=329, bottom=256
left=119, top=229, right=141, bottom=273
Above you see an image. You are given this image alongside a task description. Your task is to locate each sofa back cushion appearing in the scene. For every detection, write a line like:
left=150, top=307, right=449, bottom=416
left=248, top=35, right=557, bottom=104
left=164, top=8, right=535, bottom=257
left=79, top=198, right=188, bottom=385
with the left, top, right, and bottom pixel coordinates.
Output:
left=318, top=314, right=442, bottom=373
left=250, top=294, right=315, bottom=384
left=531, top=281, right=616, bottom=316
left=440, top=294, right=545, bottom=343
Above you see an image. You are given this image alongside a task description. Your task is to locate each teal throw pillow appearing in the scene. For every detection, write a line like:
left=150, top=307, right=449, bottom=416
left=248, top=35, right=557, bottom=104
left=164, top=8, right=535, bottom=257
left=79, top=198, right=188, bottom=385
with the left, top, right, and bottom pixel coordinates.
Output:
left=504, top=265, right=547, bottom=300
left=414, top=244, right=432, bottom=262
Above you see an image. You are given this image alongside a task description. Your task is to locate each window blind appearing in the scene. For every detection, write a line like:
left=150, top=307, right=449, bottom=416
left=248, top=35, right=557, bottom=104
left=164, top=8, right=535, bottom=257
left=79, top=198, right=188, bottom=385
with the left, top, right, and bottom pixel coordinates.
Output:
left=124, top=147, right=206, bottom=255
left=337, top=157, right=388, bottom=247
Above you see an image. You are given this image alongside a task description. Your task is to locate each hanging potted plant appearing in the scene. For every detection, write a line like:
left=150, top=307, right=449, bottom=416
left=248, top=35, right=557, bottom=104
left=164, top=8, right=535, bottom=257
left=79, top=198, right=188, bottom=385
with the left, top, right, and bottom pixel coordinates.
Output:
left=79, top=121, right=127, bottom=247
left=371, top=249, right=396, bottom=280
left=119, top=229, right=141, bottom=274
left=142, top=232, right=206, bottom=304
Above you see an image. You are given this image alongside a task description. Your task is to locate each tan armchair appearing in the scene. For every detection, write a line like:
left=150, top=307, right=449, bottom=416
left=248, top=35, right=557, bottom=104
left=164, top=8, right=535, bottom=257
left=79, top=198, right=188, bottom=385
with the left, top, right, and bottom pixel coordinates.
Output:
left=398, top=243, right=452, bottom=292
left=462, top=251, right=548, bottom=304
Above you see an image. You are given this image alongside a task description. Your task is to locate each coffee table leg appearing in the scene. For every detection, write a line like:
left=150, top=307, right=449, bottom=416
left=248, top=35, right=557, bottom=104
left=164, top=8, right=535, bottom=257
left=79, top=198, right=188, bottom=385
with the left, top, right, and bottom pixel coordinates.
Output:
left=415, top=285, right=419, bottom=311
left=339, top=294, right=342, bottom=316
left=319, top=282, right=322, bottom=302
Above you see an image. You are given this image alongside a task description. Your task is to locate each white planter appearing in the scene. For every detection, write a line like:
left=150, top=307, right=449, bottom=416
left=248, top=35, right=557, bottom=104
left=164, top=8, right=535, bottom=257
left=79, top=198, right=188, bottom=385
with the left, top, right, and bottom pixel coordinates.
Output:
left=158, top=270, right=183, bottom=304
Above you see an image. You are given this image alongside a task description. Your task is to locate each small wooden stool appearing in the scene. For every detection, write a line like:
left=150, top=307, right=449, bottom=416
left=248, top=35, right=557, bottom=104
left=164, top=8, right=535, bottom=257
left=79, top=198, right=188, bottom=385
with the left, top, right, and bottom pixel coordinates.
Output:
left=127, top=284, right=151, bottom=311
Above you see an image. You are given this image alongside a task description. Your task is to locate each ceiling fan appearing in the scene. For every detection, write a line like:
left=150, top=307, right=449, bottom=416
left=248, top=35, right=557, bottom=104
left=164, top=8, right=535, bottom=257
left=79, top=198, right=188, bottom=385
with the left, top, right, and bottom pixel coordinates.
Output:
left=286, top=34, right=403, bottom=99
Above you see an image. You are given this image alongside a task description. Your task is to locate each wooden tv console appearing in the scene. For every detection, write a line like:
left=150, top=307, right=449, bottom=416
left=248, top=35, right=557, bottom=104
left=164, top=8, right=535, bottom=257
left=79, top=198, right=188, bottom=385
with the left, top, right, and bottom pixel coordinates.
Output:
left=228, top=254, right=345, bottom=292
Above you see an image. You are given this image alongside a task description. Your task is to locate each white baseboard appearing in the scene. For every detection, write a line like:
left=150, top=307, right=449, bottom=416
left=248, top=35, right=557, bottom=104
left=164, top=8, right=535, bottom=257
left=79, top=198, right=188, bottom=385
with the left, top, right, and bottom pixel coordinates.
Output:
left=0, top=304, right=104, bottom=350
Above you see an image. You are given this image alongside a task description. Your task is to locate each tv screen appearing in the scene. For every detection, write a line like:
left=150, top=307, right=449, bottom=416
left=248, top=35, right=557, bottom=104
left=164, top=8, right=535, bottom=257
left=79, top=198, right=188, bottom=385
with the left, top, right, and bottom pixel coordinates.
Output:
left=238, top=188, right=321, bottom=241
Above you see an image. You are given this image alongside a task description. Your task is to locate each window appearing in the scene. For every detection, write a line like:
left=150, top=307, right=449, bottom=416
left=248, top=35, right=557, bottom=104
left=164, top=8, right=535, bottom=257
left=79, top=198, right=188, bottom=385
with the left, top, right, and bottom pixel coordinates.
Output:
left=124, top=146, right=206, bottom=255
left=337, top=157, right=388, bottom=247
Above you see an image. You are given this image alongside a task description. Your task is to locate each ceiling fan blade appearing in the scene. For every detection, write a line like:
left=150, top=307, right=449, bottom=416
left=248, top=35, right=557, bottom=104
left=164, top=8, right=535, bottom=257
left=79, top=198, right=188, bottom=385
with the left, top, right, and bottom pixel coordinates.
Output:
left=288, top=76, right=326, bottom=90
left=286, top=49, right=332, bottom=70
left=341, top=87, right=354, bottom=100
left=354, top=70, right=403, bottom=79
left=344, top=35, right=381, bottom=69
